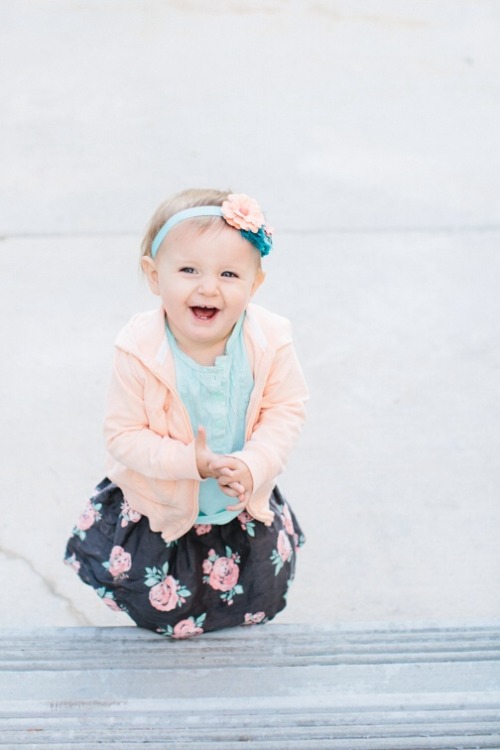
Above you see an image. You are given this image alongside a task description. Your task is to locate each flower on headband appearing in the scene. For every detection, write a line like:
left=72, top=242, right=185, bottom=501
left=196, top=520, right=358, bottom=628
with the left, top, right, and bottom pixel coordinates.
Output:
left=222, top=193, right=265, bottom=233
left=221, top=193, right=273, bottom=257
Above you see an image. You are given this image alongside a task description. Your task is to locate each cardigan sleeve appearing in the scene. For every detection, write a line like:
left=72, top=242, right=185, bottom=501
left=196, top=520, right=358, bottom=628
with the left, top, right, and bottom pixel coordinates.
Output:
left=230, top=339, right=308, bottom=495
left=103, top=349, right=202, bottom=482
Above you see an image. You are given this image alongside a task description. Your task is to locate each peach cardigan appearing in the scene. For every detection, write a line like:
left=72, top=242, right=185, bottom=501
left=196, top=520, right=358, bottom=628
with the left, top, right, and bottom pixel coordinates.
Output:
left=104, top=303, right=308, bottom=542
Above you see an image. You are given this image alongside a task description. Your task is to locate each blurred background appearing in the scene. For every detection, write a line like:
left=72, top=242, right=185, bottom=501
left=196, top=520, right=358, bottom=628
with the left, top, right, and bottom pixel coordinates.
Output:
left=1, top=0, right=499, bottom=627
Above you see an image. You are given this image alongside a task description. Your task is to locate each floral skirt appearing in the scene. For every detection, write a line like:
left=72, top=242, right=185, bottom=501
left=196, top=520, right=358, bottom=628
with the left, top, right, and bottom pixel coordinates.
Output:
left=64, top=479, right=305, bottom=639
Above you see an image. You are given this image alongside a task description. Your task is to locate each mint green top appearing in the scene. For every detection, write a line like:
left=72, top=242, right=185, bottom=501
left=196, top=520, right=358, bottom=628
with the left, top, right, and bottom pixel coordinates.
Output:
left=165, top=315, right=254, bottom=525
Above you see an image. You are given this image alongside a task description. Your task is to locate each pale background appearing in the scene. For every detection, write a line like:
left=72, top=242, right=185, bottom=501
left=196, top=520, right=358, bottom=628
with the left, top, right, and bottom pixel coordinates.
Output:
left=0, top=0, right=499, bottom=627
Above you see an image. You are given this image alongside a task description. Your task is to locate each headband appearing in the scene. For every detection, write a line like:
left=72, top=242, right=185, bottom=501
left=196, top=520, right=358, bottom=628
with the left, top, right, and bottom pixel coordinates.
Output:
left=150, top=193, right=273, bottom=259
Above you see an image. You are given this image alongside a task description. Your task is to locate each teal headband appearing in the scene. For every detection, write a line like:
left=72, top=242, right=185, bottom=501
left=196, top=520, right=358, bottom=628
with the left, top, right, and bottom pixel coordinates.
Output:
left=151, top=207, right=223, bottom=258
left=150, top=195, right=273, bottom=259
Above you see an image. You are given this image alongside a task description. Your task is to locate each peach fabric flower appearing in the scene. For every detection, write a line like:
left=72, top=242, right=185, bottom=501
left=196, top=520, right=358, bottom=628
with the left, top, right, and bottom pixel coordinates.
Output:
left=221, top=193, right=265, bottom=233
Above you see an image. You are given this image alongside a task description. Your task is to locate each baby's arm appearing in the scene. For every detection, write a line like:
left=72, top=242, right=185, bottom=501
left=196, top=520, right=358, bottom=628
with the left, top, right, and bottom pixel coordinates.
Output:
left=105, top=351, right=201, bottom=481
left=229, top=341, right=308, bottom=496
left=207, top=340, right=307, bottom=509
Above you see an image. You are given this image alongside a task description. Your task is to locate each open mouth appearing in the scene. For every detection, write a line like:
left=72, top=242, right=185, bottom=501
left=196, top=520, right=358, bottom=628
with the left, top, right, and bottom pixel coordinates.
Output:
left=190, top=306, right=219, bottom=321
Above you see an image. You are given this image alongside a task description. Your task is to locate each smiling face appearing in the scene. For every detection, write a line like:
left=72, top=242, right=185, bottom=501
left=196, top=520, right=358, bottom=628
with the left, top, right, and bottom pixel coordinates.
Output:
left=141, top=219, right=264, bottom=364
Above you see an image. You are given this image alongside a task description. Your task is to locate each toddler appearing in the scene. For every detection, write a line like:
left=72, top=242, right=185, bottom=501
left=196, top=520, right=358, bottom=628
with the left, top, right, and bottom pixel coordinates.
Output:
left=64, top=188, right=308, bottom=638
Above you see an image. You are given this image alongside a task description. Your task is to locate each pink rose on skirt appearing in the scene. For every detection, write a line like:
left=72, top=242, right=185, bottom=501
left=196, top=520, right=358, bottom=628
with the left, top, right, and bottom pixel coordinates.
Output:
left=64, top=554, right=81, bottom=572
left=281, top=503, right=295, bottom=536
left=120, top=499, right=142, bottom=527
left=76, top=501, right=98, bottom=531
left=149, top=576, right=179, bottom=612
left=107, top=546, right=132, bottom=577
left=244, top=612, right=266, bottom=625
left=194, top=524, right=212, bottom=536
left=238, top=511, right=253, bottom=524
left=103, top=597, right=122, bottom=612
left=238, top=511, right=254, bottom=528
left=202, top=558, right=213, bottom=575
left=209, top=556, right=240, bottom=592
left=172, top=619, right=204, bottom=639
left=277, top=529, right=293, bottom=564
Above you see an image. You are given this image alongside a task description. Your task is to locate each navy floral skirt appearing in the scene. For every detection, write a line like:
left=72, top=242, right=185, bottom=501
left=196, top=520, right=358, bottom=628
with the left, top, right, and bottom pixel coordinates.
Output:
left=64, top=479, right=305, bottom=639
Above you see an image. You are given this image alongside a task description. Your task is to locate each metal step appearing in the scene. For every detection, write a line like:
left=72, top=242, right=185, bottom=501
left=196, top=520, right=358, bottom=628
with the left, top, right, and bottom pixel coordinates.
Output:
left=1, top=623, right=499, bottom=748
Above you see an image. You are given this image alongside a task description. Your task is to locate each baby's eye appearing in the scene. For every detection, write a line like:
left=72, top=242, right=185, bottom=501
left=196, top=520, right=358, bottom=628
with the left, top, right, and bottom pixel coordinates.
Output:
left=221, top=271, right=238, bottom=278
left=180, top=267, right=196, bottom=274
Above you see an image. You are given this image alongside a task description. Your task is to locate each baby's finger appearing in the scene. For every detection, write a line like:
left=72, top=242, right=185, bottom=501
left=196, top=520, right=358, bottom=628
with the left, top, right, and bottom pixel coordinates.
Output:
left=229, top=481, right=245, bottom=494
left=219, top=486, right=240, bottom=499
left=195, top=425, right=207, bottom=445
left=208, top=461, right=233, bottom=476
left=225, top=499, right=246, bottom=512
left=207, top=456, right=226, bottom=468
left=217, top=474, right=241, bottom=488
left=221, top=480, right=244, bottom=495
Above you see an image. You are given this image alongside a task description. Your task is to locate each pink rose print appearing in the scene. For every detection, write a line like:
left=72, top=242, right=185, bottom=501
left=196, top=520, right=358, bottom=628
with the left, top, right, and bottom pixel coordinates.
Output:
left=270, top=530, right=294, bottom=575
left=243, top=612, right=266, bottom=626
left=103, top=597, right=122, bottom=612
left=149, top=576, right=179, bottom=612
left=64, top=553, right=81, bottom=572
left=202, top=546, right=244, bottom=605
left=173, top=619, right=204, bottom=639
left=145, top=563, right=191, bottom=612
left=96, top=587, right=123, bottom=613
left=156, top=613, right=206, bottom=640
left=120, top=499, right=142, bottom=528
left=238, top=511, right=253, bottom=525
left=194, top=524, right=212, bottom=536
left=277, top=529, right=293, bottom=564
left=281, top=503, right=295, bottom=536
left=74, top=500, right=102, bottom=538
left=238, top=511, right=256, bottom=537
left=209, top=557, right=240, bottom=593
left=106, top=546, right=132, bottom=578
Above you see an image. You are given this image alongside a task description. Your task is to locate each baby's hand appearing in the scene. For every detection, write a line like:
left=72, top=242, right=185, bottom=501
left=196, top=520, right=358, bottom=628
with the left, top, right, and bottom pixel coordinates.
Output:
left=209, top=456, right=254, bottom=512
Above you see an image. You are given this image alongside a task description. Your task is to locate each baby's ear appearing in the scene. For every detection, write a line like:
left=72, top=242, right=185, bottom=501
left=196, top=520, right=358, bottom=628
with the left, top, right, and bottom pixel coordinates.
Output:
left=141, top=256, right=160, bottom=295
left=251, top=268, right=265, bottom=296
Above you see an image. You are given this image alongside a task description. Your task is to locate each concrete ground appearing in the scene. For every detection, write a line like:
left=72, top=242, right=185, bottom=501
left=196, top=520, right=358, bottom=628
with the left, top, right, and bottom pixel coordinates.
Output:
left=0, top=0, right=499, bottom=628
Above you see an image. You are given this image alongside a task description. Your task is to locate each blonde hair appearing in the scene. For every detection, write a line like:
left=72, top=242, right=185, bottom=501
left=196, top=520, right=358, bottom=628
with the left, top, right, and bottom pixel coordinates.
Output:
left=141, top=188, right=231, bottom=260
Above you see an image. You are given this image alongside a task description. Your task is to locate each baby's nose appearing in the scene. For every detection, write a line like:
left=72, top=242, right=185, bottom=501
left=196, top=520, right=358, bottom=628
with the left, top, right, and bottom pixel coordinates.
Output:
left=198, top=275, right=218, bottom=294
